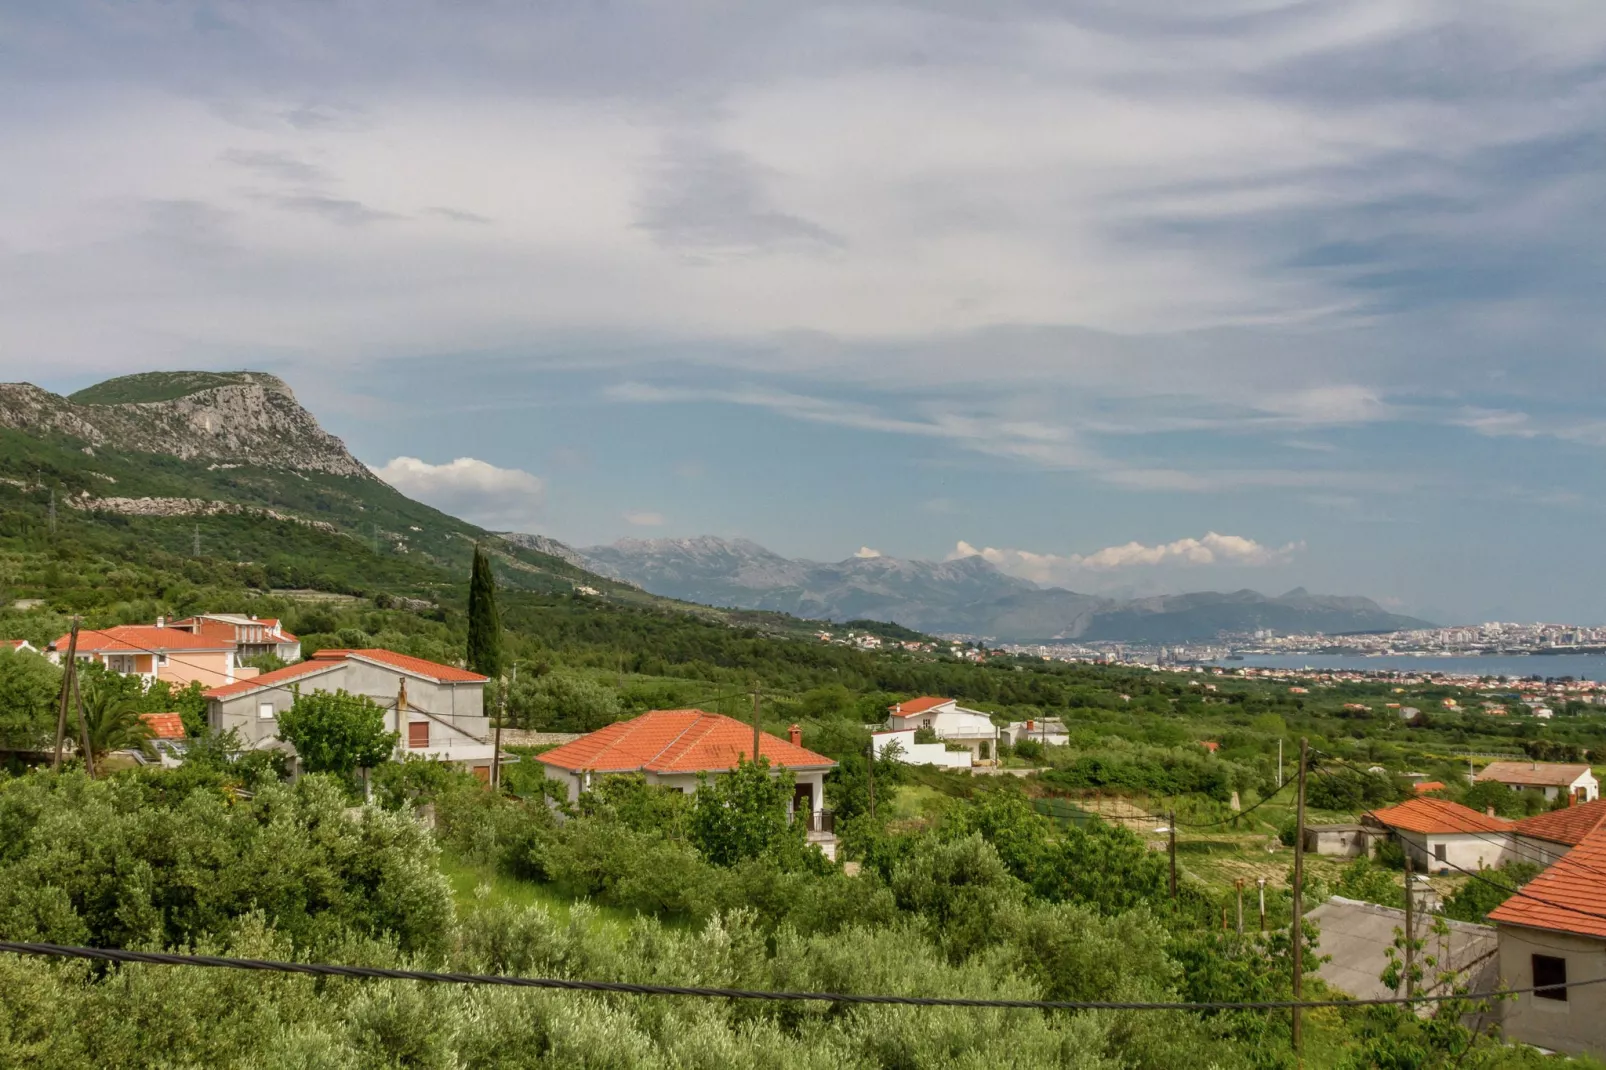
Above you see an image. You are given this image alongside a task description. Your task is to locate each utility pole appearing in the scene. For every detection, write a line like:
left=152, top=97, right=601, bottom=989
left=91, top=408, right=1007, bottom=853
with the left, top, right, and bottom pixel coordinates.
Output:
left=396, top=677, right=408, bottom=759
left=492, top=669, right=508, bottom=790
left=1258, top=877, right=1267, bottom=933
left=1167, top=810, right=1178, bottom=900
left=1403, top=850, right=1416, bottom=1002
left=1291, top=737, right=1309, bottom=1056
left=751, top=683, right=761, bottom=765
left=52, top=619, right=81, bottom=770
left=1235, top=878, right=1245, bottom=935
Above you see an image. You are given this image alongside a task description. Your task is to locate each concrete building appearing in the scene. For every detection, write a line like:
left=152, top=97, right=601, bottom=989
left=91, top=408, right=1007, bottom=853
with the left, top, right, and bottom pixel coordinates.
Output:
left=1303, top=823, right=1388, bottom=858
left=885, top=696, right=1000, bottom=762
left=203, top=648, right=494, bottom=778
left=872, top=728, right=972, bottom=770
left=50, top=625, right=258, bottom=690
left=1310, top=896, right=1498, bottom=1002
left=536, top=710, right=839, bottom=857
left=1475, top=761, right=1599, bottom=804
left=1489, top=823, right=1606, bottom=1057
left=1364, top=798, right=1515, bottom=875
left=1509, top=800, right=1606, bottom=869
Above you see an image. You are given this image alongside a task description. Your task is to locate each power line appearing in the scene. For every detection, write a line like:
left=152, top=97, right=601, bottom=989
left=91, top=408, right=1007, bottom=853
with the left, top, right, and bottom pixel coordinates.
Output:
left=0, top=940, right=1601, bottom=1011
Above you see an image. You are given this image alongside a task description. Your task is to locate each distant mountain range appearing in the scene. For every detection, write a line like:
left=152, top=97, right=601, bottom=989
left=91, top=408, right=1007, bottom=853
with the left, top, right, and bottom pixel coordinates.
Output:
left=575, top=536, right=1432, bottom=643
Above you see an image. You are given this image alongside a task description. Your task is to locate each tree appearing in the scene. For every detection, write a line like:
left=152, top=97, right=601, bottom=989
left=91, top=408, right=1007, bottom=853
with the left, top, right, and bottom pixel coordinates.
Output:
left=466, top=543, right=503, bottom=680
left=690, top=757, right=808, bottom=868
left=276, top=688, right=398, bottom=780
left=0, top=648, right=62, bottom=752
left=78, top=676, right=154, bottom=768
left=507, top=671, right=619, bottom=731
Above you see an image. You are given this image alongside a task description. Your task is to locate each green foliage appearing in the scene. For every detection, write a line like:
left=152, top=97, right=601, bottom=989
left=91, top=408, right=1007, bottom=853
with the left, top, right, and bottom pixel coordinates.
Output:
left=1460, top=779, right=1542, bottom=818
left=507, top=670, right=620, bottom=731
left=1039, top=742, right=1258, bottom=801
left=690, top=757, right=811, bottom=869
left=0, top=649, right=61, bottom=752
left=371, top=754, right=477, bottom=811
left=466, top=543, right=503, bottom=679
left=1307, top=766, right=1400, bottom=810
left=77, top=674, right=154, bottom=766
left=275, top=688, right=398, bottom=781
left=1335, top=857, right=1406, bottom=908
left=1441, top=860, right=1543, bottom=923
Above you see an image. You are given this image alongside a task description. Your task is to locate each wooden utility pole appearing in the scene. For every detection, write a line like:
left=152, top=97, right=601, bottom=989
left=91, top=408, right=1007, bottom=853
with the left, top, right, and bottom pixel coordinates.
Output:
left=867, top=735, right=876, bottom=820
left=1167, top=810, right=1178, bottom=900
left=1291, top=737, right=1309, bottom=1056
left=751, top=683, right=761, bottom=764
left=492, top=673, right=507, bottom=790
left=52, top=619, right=80, bottom=770
left=1403, top=850, right=1416, bottom=1002
left=396, top=677, right=408, bottom=758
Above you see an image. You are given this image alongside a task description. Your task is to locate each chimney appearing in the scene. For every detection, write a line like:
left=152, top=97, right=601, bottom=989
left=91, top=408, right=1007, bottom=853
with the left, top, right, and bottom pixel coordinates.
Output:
left=155, top=616, right=165, bottom=628
left=788, top=724, right=801, bottom=747
left=1486, top=806, right=1496, bottom=817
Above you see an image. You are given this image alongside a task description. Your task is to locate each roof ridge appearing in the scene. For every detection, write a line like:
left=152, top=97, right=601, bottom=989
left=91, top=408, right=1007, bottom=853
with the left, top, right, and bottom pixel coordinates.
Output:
left=644, top=710, right=711, bottom=769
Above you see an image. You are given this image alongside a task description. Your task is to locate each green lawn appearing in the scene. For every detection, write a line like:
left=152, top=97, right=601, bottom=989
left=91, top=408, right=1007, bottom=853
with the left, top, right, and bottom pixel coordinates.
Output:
left=437, top=850, right=636, bottom=935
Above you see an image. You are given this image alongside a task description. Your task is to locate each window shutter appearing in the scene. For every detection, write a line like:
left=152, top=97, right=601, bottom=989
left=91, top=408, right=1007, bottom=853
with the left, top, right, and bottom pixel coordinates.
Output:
left=408, top=721, right=430, bottom=749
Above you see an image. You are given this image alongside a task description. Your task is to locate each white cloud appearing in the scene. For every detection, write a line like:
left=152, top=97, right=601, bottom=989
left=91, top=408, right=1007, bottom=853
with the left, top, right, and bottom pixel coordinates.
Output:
left=624, top=511, right=666, bottom=526
left=853, top=546, right=883, bottom=558
left=949, top=532, right=1303, bottom=585
left=370, top=456, right=545, bottom=531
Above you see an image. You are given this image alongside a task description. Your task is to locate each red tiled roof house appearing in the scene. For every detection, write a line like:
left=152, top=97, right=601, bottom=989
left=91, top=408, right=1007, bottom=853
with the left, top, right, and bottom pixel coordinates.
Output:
left=879, top=696, right=1000, bottom=764
left=202, top=649, right=495, bottom=779
left=49, top=624, right=254, bottom=690
left=1363, top=797, right=1516, bottom=874
left=1475, top=761, right=1598, bottom=804
left=1511, top=799, right=1606, bottom=869
left=538, top=710, right=839, bottom=855
left=1489, top=822, right=1606, bottom=1057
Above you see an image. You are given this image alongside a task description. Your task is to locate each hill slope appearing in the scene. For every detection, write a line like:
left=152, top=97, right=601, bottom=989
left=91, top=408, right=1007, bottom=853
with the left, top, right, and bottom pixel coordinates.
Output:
left=579, top=536, right=1431, bottom=642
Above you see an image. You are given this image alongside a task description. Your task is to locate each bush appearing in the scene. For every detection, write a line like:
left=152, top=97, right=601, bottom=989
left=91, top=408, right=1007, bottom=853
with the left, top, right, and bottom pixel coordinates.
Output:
left=507, top=671, right=619, bottom=731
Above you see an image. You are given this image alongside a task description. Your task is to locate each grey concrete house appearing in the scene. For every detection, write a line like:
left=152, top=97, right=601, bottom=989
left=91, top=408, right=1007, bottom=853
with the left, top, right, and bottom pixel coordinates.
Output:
left=203, top=648, right=496, bottom=779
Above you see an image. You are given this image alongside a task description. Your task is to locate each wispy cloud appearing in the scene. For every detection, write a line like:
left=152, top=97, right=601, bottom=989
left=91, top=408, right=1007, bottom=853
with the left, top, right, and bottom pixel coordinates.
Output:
left=624, top=511, right=666, bottom=526
left=949, top=532, right=1304, bottom=586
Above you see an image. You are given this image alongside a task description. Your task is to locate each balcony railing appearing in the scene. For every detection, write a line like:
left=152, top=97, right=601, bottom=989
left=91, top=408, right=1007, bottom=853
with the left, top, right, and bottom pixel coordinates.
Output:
left=793, top=809, right=834, bottom=835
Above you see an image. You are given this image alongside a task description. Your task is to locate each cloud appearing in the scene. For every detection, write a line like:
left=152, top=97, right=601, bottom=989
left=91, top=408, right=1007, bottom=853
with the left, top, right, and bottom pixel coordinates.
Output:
left=370, top=456, right=545, bottom=530
left=1452, top=408, right=1606, bottom=448
left=274, top=195, right=403, bottom=225
left=949, top=532, right=1303, bottom=585
left=853, top=546, right=882, bottom=558
left=624, top=511, right=666, bottom=526
left=221, top=149, right=330, bottom=185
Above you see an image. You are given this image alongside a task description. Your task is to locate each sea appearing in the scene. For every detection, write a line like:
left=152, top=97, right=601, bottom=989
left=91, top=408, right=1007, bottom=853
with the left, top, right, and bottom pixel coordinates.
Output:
left=1201, top=653, right=1606, bottom=683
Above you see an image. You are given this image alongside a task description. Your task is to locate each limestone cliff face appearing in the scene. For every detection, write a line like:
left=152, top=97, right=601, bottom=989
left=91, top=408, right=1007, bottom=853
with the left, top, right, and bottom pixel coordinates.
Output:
left=0, top=373, right=371, bottom=477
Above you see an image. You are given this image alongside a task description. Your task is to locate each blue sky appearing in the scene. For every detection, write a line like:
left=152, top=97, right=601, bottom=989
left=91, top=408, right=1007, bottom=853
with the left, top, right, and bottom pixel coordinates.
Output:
left=4, top=1, right=1606, bottom=624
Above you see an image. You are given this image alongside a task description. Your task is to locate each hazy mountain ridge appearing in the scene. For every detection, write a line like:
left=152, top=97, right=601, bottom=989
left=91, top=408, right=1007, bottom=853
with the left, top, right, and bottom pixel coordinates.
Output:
left=578, top=536, right=1432, bottom=642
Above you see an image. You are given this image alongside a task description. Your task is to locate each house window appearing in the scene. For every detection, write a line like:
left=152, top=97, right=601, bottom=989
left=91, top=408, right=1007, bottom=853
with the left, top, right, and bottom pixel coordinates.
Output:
left=408, top=721, right=430, bottom=749
left=1533, top=954, right=1567, bottom=1001
left=106, top=654, right=136, bottom=674
left=1433, top=843, right=1447, bottom=863
left=258, top=702, right=275, bottom=720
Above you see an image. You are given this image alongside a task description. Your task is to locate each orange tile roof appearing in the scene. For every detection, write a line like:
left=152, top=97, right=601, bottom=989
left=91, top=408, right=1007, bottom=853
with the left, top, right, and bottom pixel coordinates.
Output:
left=1513, top=799, right=1606, bottom=847
left=311, top=649, right=488, bottom=683
left=1368, top=797, right=1514, bottom=835
left=139, top=712, right=187, bottom=739
left=1475, top=761, right=1593, bottom=788
left=1412, top=781, right=1447, bottom=794
left=890, top=696, right=954, bottom=716
left=202, top=658, right=342, bottom=699
left=52, top=626, right=233, bottom=654
left=537, top=710, right=836, bottom=775
left=1489, top=822, right=1606, bottom=938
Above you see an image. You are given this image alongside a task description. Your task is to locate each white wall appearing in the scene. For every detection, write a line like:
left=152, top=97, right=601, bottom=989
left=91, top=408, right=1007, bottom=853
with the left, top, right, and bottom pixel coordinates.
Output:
left=1498, top=925, right=1606, bottom=1057
left=1399, top=830, right=1514, bottom=874
left=873, top=729, right=973, bottom=769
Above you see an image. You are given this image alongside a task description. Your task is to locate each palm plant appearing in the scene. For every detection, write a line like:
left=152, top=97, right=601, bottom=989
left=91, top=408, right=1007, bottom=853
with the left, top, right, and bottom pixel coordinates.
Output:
left=77, top=678, right=153, bottom=770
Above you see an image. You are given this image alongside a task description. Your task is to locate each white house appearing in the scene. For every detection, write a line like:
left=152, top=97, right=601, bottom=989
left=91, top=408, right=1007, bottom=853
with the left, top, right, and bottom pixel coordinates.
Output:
left=536, top=710, right=840, bottom=857
left=1476, top=761, right=1598, bottom=803
left=203, top=648, right=497, bottom=779
left=1489, top=822, right=1606, bottom=1057
left=884, top=696, right=1000, bottom=762
left=872, top=729, right=972, bottom=770
left=1363, top=797, right=1516, bottom=875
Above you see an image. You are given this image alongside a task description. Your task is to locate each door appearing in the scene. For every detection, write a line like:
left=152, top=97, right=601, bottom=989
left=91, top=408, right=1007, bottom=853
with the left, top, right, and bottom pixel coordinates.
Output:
left=793, top=783, right=814, bottom=815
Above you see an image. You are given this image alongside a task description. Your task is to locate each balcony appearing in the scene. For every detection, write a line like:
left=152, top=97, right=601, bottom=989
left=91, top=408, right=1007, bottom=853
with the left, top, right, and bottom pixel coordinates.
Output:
left=794, top=809, right=834, bottom=836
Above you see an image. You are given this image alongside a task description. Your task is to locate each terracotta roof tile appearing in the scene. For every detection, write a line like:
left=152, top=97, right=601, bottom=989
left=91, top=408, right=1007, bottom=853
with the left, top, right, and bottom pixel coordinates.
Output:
left=139, top=712, right=187, bottom=739
left=51, top=626, right=233, bottom=654
left=1368, top=797, right=1514, bottom=835
left=1512, top=799, right=1606, bottom=847
left=1489, top=822, right=1606, bottom=938
left=311, top=649, right=487, bottom=683
left=537, top=710, right=836, bottom=775
left=202, top=658, right=341, bottom=700
left=889, top=696, right=954, bottom=716
left=1475, top=761, right=1593, bottom=788
left=1412, top=781, right=1447, bottom=794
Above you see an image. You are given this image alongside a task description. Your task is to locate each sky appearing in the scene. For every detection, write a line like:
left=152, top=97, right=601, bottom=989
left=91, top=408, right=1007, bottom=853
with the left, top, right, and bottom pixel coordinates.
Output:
left=4, top=1, right=1606, bottom=624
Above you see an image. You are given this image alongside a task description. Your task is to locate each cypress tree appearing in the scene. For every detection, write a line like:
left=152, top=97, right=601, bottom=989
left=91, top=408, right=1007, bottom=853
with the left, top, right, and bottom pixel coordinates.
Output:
left=466, top=543, right=503, bottom=679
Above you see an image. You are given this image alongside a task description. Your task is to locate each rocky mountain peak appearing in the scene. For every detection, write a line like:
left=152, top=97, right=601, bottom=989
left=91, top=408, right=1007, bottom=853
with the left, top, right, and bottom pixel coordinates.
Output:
left=0, top=371, right=370, bottom=478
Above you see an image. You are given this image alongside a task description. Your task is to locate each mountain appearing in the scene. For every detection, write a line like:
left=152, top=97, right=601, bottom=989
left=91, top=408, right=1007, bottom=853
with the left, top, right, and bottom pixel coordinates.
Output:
left=577, top=537, right=1432, bottom=642
left=0, top=371, right=637, bottom=601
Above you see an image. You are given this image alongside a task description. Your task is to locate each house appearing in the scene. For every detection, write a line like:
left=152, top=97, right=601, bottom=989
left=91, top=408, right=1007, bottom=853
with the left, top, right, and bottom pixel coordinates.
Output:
left=1510, top=799, right=1606, bottom=869
left=872, top=729, right=972, bottom=770
left=1475, top=761, right=1598, bottom=804
left=885, top=696, right=1000, bottom=761
left=202, top=648, right=495, bottom=779
left=1488, top=822, right=1606, bottom=1057
left=3, top=639, right=38, bottom=655
left=1303, top=823, right=1389, bottom=858
left=49, top=625, right=259, bottom=690
left=1363, top=797, right=1514, bottom=874
left=535, top=710, right=839, bottom=857
left=138, top=712, right=189, bottom=768
left=168, top=614, right=302, bottom=662
left=1002, top=718, right=1070, bottom=748
left=1412, top=781, right=1447, bottom=795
